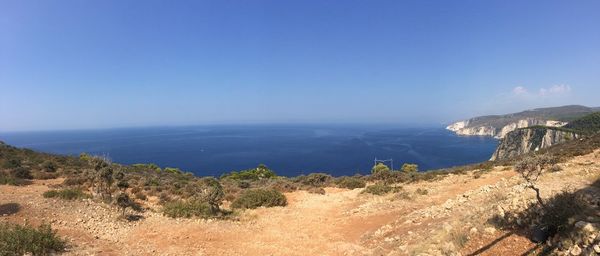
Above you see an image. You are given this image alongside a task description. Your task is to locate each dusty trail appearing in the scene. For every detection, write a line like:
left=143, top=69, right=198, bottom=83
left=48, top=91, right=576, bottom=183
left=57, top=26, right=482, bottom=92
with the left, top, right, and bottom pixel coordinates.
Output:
left=1, top=150, right=598, bottom=255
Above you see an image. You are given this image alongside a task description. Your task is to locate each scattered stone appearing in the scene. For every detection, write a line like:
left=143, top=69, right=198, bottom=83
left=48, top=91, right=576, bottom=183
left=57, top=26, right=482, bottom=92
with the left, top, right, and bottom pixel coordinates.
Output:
left=575, top=221, right=597, bottom=233
left=593, top=244, right=600, bottom=254
left=569, top=244, right=582, bottom=255
left=484, top=227, right=496, bottom=235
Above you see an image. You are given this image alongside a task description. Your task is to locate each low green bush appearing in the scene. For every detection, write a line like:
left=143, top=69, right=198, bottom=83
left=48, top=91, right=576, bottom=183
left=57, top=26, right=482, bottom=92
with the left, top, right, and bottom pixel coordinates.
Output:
left=221, top=164, right=276, bottom=181
left=362, top=183, right=400, bottom=195
left=0, top=222, right=66, bottom=255
left=295, top=173, right=333, bottom=187
left=231, top=189, right=287, bottom=209
left=335, top=176, right=366, bottom=189
left=43, top=188, right=90, bottom=200
left=0, top=172, right=19, bottom=185
left=163, top=200, right=214, bottom=218
left=415, top=188, right=429, bottom=195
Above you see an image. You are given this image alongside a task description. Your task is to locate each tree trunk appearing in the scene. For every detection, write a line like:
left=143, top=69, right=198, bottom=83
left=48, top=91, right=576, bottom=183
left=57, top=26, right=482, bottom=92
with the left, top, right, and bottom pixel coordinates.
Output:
left=528, top=184, right=546, bottom=209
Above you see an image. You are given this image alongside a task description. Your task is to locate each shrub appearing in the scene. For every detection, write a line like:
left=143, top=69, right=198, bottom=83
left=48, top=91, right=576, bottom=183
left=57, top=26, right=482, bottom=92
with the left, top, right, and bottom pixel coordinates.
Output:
left=116, top=193, right=134, bottom=215
left=515, top=154, right=558, bottom=208
left=221, top=164, right=276, bottom=181
left=371, top=163, right=390, bottom=174
left=10, top=167, right=32, bottom=179
left=395, top=191, right=413, bottom=200
left=134, top=192, right=147, bottom=201
left=43, top=188, right=90, bottom=200
left=231, top=189, right=287, bottom=209
left=548, top=164, right=563, bottom=173
left=0, top=172, right=19, bottom=185
left=335, top=176, right=366, bottom=189
left=41, top=160, right=57, bottom=172
left=163, top=200, right=214, bottom=218
left=63, top=177, right=87, bottom=186
left=362, top=183, right=399, bottom=195
left=268, top=178, right=297, bottom=192
left=195, top=177, right=225, bottom=213
left=401, top=163, right=419, bottom=173
left=296, top=173, right=333, bottom=187
left=415, top=188, right=429, bottom=195
left=34, top=172, right=59, bottom=180
left=307, top=187, right=326, bottom=195
left=0, top=222, right=66, bottom=255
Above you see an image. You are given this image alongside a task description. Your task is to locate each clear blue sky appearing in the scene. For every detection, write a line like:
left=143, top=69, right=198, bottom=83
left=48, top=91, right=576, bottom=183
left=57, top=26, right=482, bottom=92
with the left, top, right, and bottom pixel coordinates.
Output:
left=1, top=0, right=599, bottom=131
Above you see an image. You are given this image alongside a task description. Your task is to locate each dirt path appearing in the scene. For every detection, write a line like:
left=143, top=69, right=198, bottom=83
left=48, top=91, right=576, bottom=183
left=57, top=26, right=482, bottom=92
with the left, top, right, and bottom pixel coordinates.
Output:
left=1, top=150, right=598, bottom=255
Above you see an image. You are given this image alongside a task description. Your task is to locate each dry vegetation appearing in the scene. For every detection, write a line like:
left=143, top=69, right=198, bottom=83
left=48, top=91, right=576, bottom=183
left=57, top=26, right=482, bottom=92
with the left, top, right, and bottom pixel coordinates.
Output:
left=1, top=135, right=600, bottom=255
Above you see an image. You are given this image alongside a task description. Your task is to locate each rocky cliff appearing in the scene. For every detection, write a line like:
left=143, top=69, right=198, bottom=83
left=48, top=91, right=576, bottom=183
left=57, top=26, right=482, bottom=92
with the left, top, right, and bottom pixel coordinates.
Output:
left=490, top=127, right=578, bottom=161
left=447, top=119, right=566, bottom=139
left=446, top=105, right=597, bottom=139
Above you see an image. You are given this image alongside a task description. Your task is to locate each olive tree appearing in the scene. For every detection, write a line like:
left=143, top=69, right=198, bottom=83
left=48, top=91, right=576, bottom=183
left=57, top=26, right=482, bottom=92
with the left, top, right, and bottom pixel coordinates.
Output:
left=514, top=154, right=557, bottom=209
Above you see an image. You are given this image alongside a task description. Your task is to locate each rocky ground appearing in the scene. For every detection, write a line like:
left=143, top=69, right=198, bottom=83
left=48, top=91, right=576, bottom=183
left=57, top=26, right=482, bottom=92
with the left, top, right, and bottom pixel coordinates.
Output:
left=1, top=151, right=599, bottom=255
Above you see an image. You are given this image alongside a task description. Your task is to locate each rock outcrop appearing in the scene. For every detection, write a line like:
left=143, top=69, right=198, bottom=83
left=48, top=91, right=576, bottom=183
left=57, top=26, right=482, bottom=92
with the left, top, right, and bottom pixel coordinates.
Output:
left=446, top=105, right=598, bottom=139
left=490, top=127, right=578, bottom=161
left=447, top=119, right=567, bottom=139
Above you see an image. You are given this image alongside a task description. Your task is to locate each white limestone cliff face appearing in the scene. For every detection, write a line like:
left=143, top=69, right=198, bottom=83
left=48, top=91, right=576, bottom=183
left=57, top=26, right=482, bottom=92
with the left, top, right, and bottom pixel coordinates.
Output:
left=490, top=128, right=578, bottom=161
left=446, top=119, right=567, bottom=139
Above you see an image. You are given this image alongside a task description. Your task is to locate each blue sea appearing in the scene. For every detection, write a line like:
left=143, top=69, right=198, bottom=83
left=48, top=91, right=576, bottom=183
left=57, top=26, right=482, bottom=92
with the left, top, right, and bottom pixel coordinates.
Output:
left=0, top=125, right=498, bottom=177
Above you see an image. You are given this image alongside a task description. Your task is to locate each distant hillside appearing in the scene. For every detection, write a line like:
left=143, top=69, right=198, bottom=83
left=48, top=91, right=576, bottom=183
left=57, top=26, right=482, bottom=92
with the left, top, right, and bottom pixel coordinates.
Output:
left=490, top=111, right=600, bottom=161
left=447, top=105, right=598, bottom=139
left=564, top=111, right=600, bottom=135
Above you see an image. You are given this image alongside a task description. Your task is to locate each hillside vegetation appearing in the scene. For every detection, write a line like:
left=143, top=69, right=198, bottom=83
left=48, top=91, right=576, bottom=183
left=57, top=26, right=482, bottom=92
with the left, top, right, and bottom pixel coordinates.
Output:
left=1, top=123, right=600, bottom=255
left=564, top=112, right=600, bottom=135
left=464, top=105, right=598, bottom=128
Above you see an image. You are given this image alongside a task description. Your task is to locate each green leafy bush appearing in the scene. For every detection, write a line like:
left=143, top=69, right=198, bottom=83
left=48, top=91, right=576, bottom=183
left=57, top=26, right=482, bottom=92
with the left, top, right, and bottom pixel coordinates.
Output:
left=43, top=188, right=90, bottom=200
left=371, top=163, right=390, bottom=174
left=295, top=173, right=332, bottom=187
left=221, top=164, right=276, bottom=181
left=163, top=200, right=214, bottom=218
left=0, top=172, right=19, bottom=185
left=335, top=176, right=366, bottom=189
left=401, top=163, right=419, bottom=173
left=362, top=183, right=399, bottom=195
left=231, top=189, right=287, bottom=209
left=10, top=167, right=32, bottom=179
left=0, top=222, right=66, bottom=255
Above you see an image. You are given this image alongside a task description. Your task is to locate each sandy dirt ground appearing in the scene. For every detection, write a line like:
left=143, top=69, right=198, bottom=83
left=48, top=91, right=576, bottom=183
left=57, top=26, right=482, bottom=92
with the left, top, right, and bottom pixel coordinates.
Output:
left=1, top=150, right=599, bottom=255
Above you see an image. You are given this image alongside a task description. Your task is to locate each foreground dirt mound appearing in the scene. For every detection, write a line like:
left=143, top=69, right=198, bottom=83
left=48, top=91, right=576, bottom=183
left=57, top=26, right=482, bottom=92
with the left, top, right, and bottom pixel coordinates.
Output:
left=1, top=151, right=599, bottom=255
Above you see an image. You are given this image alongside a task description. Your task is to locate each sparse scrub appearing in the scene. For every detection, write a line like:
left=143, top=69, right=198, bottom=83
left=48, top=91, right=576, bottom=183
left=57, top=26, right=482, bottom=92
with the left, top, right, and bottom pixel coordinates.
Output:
left=307, top=187, right=326, bottom=195
left=134, top=191, right=147, bottom=201
left=163, top=200, right=215, bottom=218
left=415, top=188, right=428, bottom=195
left=335, top=176, right=366, bottom=189
left=395, top=191, right=413, bottom=200
left=548, top=164, right=563, bottom=172
left=401, top=163, right=418, bottom=173
left=295, top=173, right=332, bottom=187
left=514, top=154, right=558, bottom=208
left=43, top=188, right=90, bottom=200
left=362, top=183, right=400, bottom=195
left=221, top=164, right=276, bottom=181
left=231, top=189, right=287, bottom=209
left=0, top=222, right=66, bottom=255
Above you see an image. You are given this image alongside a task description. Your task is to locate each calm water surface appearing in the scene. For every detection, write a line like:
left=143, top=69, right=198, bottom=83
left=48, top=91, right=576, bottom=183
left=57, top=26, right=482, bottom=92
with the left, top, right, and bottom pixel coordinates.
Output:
left=0, top=125, right=498, bottom=177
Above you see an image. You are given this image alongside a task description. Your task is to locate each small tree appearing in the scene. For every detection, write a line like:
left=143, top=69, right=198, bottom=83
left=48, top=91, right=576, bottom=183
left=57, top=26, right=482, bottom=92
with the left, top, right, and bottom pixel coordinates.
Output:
left=197, top=177, right=225, bottom=214
left=401, top=163, right=418, bottom=173
left=114, top=170, right=129, bottom=191
left=90, top=157, right=114, bottom=201
left=116, top=193, right=133, bottom=216
left=371, top=163, right=390, bottom=174
left=514, top=154, right=557, bottom=209
left=41, top=160, right=57, bottom=172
